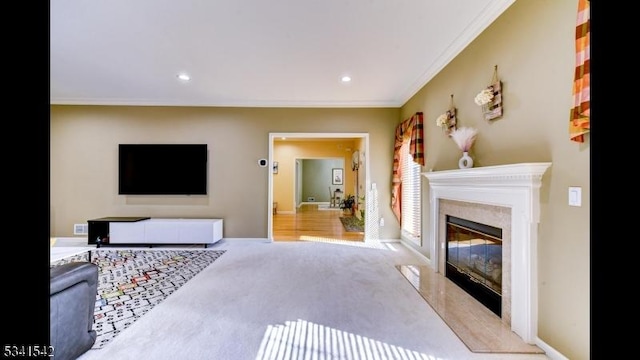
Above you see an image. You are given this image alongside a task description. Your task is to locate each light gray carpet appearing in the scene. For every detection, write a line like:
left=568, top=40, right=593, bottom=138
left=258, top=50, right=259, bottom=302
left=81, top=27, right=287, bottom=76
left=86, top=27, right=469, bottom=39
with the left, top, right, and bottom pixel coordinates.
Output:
left=77, top=240, right=550, bottom=360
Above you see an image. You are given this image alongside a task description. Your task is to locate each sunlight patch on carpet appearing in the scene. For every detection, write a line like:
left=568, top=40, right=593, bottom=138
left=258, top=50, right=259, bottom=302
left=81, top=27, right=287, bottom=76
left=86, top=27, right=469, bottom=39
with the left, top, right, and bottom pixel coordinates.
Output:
left=51, top=249, right=225, bottom=349
left=317, top=204, right=342, bottom=211
left=256, top=319, right=443, bottom=360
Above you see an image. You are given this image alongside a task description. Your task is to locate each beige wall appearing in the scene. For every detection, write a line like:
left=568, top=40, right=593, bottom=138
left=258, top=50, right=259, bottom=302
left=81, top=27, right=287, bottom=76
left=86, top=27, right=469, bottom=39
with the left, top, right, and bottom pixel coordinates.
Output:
left=401, top=0, right=589, bottom=358
left=50, top=0, right=588, bottom=357
left=50, top=106, right=400, bottom=239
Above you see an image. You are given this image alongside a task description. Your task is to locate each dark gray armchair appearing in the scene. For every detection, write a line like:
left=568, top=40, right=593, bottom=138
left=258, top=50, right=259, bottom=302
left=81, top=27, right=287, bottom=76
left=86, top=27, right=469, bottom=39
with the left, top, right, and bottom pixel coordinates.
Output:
left=50, top=261, right=99, bottom=360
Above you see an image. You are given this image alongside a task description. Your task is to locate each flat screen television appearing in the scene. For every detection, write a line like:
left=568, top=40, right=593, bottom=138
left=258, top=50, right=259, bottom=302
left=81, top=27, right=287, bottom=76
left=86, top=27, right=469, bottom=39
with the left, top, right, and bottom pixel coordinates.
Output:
left=118, top=144, right=208, bottom=195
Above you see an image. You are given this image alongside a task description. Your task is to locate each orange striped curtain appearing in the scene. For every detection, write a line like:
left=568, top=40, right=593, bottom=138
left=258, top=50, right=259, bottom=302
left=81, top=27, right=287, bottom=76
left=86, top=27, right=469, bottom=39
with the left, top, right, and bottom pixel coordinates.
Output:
left=569, top=0, right=590, bottom=142
left=391, top=112, right=424, bottom=223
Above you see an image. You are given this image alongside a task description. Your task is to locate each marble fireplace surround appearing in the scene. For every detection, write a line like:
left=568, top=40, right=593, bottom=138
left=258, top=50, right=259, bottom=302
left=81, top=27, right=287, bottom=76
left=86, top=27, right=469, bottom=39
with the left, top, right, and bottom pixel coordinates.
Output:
left=423, top=162, right=551, bottom=343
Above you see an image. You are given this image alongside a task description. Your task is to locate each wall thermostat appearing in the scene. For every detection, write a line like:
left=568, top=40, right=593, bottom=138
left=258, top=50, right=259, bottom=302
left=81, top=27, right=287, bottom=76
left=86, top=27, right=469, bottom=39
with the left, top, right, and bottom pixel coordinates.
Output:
left=258, top=159, right=268, bottom=167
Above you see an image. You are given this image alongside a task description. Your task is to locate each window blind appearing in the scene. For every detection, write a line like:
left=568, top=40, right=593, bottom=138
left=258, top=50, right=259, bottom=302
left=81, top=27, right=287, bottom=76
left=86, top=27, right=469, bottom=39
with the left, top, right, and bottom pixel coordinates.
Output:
left=400, top=141, right=421, bottom=245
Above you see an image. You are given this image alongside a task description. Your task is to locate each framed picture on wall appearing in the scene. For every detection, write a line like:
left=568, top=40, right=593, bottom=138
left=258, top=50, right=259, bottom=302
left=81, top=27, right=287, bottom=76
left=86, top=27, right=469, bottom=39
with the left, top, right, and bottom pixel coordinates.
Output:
left=332, top=168, right=343, bottom=185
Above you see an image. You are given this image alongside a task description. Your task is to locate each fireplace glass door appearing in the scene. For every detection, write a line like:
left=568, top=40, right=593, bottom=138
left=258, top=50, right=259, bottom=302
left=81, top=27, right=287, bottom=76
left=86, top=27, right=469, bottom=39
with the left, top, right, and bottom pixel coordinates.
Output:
left=445, top=216, right=503, bottom=316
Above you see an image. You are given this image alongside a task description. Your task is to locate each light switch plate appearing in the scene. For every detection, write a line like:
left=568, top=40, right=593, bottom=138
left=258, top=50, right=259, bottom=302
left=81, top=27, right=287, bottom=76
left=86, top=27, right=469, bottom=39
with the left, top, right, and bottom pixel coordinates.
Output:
left=568, top=187, right=581, bottom=207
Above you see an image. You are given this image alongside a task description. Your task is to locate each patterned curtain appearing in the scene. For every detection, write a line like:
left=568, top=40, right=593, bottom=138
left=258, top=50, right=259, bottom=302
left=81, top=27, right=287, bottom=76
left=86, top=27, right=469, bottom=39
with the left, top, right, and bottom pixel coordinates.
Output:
left=569, top=0, right=590, bottom=142
left=391, top=112, right=424, bottom=223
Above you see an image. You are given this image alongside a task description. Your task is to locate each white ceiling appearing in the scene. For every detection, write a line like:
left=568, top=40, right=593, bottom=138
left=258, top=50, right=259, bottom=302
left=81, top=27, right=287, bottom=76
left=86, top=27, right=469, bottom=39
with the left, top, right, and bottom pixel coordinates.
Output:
left=50, top=0, right=514, bottom=108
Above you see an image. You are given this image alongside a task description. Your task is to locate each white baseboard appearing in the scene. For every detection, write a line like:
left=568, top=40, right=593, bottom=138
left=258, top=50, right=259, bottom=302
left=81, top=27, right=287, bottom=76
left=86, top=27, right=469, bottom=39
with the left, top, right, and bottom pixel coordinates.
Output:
left=373, top=238, right=400, bottom=242
left=217, top=238, right=272, bottom=242
left=51, top=237, right=89, bottom=247
left=399, top=239, right=432, bottom=267
left=535, top=338, right=568, bottom=360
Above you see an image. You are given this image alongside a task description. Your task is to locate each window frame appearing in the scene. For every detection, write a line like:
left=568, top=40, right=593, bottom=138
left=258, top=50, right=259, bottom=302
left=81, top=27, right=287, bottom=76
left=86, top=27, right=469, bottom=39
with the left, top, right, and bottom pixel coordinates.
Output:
left=399, top=140, right=421, bottom=246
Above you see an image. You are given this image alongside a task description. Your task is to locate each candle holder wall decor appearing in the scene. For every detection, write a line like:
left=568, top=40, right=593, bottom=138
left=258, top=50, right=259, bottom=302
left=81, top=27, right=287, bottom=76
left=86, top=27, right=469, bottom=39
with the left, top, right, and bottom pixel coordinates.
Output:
left=474, top=65, right=503, bottom=121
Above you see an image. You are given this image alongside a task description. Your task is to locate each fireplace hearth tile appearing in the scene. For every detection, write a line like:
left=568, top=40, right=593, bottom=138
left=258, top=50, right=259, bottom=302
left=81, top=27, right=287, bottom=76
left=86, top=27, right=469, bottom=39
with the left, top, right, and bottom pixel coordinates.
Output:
left=397, top=264, right=545, bottom=354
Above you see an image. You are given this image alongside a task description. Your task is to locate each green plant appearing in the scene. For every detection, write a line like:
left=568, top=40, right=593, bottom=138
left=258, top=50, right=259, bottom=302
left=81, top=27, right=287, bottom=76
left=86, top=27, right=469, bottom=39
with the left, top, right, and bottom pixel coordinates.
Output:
left=339, top=194, right=356, bottom=212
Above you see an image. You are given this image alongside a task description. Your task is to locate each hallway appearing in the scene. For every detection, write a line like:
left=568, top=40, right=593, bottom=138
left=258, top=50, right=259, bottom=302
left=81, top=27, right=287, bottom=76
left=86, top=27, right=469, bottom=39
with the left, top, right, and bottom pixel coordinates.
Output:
left=272, top=204, right=364, bottom=241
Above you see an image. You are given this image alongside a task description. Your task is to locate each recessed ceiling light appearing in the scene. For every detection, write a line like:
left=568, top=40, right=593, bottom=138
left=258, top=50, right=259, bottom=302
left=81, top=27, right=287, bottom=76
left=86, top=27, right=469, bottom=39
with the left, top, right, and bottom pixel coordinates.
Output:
left=341, top=75, right=352, bottom=83
left=177, top=73, right=191, bottom=81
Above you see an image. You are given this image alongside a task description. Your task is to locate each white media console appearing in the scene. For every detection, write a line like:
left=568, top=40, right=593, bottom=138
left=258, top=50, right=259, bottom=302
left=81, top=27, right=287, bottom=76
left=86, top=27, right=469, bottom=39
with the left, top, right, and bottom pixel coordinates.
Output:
left=89, top=217, right=223, bottom=246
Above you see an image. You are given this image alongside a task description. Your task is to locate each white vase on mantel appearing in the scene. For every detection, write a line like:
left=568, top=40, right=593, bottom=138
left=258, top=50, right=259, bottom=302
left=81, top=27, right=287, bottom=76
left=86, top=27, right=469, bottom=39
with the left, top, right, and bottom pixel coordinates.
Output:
left=458, top=151, right=473, bottom=169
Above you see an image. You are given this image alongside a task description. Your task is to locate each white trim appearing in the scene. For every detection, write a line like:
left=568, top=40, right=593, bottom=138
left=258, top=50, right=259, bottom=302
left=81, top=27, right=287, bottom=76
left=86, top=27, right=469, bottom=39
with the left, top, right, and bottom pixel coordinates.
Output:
left=400, top=231, right=420, bottom=247
left=423, top=162, right=551, bottom=343
left=399, top=239, right=432, bottom=267
left=397, top=0, right=516, bottom=104
left=535, top=338, right=570, bottom=360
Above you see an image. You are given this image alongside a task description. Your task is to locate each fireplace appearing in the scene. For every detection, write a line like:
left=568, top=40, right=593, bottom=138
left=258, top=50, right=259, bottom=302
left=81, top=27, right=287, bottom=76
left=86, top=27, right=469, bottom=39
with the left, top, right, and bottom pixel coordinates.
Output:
left=445, top=215, right=503, bottom=317
left=423, top=162, right=551, bottom=343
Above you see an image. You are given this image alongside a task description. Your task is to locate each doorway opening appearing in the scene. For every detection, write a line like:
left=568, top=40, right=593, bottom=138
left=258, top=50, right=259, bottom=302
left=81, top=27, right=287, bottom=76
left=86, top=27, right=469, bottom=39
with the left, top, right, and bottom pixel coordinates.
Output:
left=268, top=133, right=370, bottom=241
left=294, top=157, right=345, bottom=209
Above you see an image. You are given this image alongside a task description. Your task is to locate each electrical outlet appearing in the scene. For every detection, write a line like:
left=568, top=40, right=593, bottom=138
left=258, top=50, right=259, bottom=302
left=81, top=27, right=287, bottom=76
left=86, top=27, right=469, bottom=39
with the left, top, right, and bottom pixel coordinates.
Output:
left=379, top=218, right=384, bottom=227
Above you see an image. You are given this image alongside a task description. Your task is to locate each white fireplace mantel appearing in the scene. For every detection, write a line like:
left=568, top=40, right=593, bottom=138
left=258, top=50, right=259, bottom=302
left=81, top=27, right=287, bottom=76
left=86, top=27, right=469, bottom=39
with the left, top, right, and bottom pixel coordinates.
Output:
left=422, top=162, right=551, bottom=343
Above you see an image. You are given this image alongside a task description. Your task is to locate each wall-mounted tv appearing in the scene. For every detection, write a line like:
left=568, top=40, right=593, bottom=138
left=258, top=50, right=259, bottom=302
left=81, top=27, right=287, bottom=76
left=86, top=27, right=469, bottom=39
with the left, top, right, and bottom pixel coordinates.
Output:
left=118, top=144, right=208, bottom=195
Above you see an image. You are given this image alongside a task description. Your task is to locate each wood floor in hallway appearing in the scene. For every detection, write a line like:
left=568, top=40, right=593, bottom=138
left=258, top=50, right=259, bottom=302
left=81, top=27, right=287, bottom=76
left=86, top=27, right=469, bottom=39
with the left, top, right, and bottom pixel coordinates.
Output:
left=273, top=204, right=364, bottom=242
